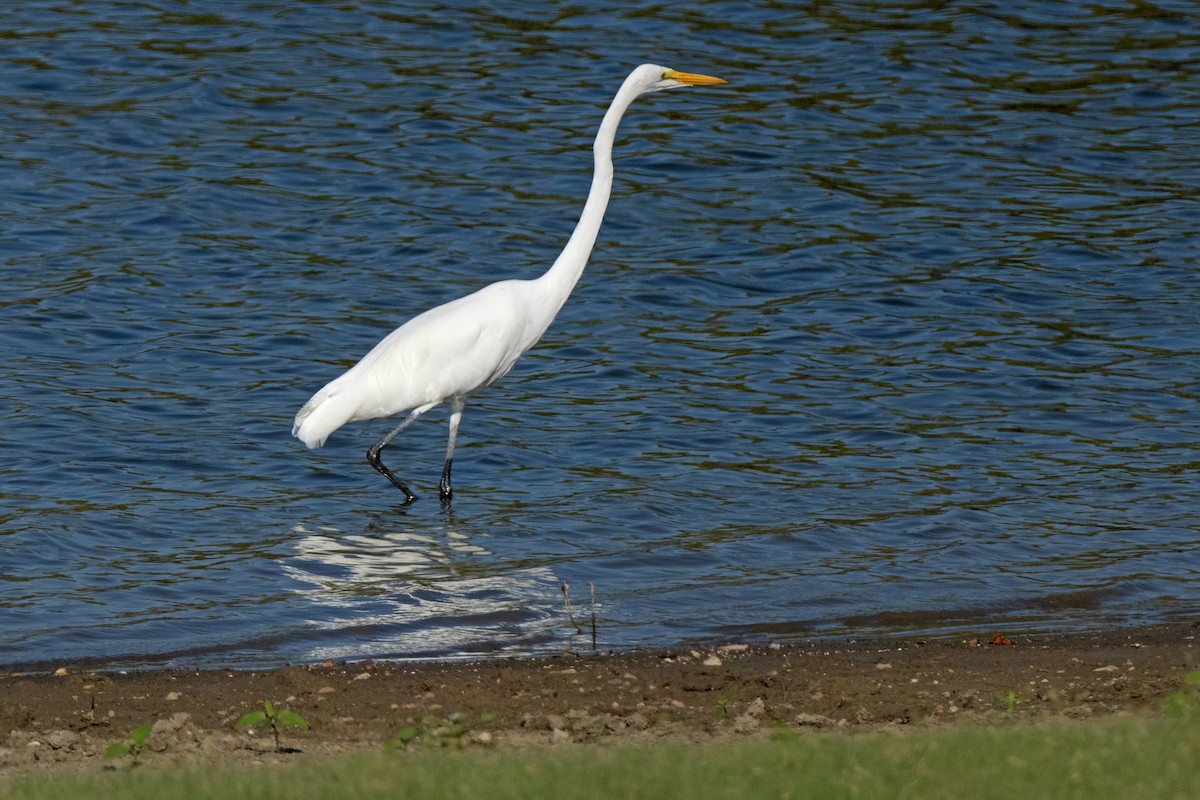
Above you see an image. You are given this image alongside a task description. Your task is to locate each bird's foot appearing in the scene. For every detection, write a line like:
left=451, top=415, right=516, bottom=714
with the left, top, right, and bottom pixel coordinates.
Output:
left=386, top=476, right=418, bottom=503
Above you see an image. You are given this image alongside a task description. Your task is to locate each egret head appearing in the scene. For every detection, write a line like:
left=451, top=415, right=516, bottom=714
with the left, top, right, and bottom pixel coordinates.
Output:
left=632, top=63, right=727, bottom=94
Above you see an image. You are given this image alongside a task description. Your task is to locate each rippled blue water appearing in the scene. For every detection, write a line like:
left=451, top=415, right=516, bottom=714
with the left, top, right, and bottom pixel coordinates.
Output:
left=2, top=1, right=1198, bottom=670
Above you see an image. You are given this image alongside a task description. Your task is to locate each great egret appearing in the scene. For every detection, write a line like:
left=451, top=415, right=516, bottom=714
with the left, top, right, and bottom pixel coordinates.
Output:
left=293, top=64, right=726, bottom=502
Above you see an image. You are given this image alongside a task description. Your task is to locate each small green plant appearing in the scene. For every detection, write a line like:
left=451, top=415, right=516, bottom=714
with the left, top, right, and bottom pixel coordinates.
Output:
left=1161, top=670, right=1200, bottom=716
left=996, top=690, right=1024, bottom=713
left=104, top=723, right=153, bottom=760
left=713, top=691, right=743, bottom=718
left=386, top=712, right=495, bottom=751
left=236, top=699, right=310, bottom=752
left=388, top=726, right=421, bottom=751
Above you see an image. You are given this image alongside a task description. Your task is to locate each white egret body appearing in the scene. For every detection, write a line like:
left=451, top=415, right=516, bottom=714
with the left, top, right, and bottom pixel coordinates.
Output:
left=293, top=64, right=725, bottom=502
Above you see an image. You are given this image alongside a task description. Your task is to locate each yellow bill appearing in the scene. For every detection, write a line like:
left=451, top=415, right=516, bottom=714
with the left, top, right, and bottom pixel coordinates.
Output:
left=665, top=69, right=727, bottom=86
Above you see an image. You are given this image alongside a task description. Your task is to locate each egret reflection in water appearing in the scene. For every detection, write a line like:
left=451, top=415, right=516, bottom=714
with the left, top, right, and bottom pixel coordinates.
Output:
left=282, top=511, right=566, bottom=662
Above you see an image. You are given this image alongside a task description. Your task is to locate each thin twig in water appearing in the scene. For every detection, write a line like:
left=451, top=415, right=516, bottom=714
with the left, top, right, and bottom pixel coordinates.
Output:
left=561, top=581, right=579, bottom=633
left=589, top=582, right=597, bottom=651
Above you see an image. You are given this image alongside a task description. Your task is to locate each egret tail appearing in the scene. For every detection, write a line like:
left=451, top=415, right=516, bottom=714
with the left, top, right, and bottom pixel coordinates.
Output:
left=292, top=383, right=359, bottom=449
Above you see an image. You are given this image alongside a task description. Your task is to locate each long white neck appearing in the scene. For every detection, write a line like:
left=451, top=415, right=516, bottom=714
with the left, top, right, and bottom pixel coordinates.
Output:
left=533, top=75, right=644, bottom=315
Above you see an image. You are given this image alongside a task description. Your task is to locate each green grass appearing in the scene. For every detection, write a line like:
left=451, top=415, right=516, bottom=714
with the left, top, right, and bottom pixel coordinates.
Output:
left=5, top=716, right=1199, bottom=800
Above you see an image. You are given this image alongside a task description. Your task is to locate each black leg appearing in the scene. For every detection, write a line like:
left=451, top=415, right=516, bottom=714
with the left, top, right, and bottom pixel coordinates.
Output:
left=439, top=457, right=453, bottom=502
left=439, top=401, right=465, bottom=503
left=367, top=442, right=418, bottom=503
left=364, top=407, right=428, bottom=503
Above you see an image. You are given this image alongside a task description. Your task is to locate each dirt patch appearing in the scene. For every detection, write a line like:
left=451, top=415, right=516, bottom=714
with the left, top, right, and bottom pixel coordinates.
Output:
left=2, top=623, right=1197, bottom=774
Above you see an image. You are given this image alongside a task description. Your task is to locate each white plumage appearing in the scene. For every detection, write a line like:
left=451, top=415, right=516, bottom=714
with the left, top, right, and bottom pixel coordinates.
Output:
left=292, top=64, right=726, bottom=502
left=294, top=281, right=540, bottom=448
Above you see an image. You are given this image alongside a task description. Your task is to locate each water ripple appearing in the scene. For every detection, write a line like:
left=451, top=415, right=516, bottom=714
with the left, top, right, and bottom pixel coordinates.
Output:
left=1, top=0, right=1198, bottom=669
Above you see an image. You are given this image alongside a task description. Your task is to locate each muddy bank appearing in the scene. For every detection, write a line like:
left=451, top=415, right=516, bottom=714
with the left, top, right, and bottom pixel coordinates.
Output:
left=2, top=623, right=1197, bottom=773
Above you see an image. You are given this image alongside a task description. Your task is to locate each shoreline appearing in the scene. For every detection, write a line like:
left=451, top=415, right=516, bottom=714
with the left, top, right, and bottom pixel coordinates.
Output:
left=2, top=622, right=1197, bottom=773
